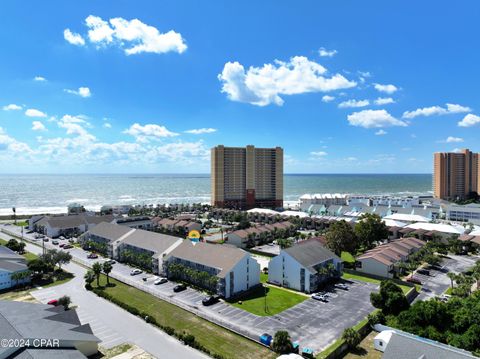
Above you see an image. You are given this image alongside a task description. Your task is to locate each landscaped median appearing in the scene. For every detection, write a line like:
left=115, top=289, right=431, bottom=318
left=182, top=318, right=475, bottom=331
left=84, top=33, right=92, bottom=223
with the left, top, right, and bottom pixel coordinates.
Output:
left=342, top=270, right=416, bottom=295
left=90, top=274, right=276, bottom=359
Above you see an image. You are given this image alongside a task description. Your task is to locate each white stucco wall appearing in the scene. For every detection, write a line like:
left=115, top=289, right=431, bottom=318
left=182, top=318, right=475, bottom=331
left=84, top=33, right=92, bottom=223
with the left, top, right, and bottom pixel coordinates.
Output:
left=224, top=254, right=260, bottom=298
left=268, top=252, right=309, bottom=292
left=357, top=258, right=393, bottom=278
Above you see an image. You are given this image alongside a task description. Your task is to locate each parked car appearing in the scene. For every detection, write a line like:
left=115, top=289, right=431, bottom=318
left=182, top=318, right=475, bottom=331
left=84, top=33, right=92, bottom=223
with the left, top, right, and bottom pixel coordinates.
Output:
left=335, top=283, right=349, bottom=290
left=154, top=278, right=168, bottom=285
left=311, top=294, right=328, bottom=302
left=59, top=236, right=65, bottom=240
left=87, top=253, right=98, bottom=259
left=417, top=269, right=430, bottom=276
left=406, top=276, right=422, bottom=285
left=52, top=240, right=59, bottom=245
left=130, top=269, right=142, bottom=276
left=105, top=260, right=116, bottom=265
left=173, top=284, right=187, bottom=292
left=59, top=243, right=65, bottom=248
left=47, top=299, right=58, bottom=306
left=63, top=244, right=73, bottom=249
left=202, top=295, right=220, bottom=306
left=68, top=239, right=75, bottom=244
left=43, top=238, right=49, bottom=242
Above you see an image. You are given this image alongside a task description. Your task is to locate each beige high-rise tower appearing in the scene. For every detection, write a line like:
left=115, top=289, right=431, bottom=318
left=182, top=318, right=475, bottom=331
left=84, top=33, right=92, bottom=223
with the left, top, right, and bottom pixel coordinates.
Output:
left=433, top=149, right=479, bottom=200
left=211, top=145, right=283, bottom=209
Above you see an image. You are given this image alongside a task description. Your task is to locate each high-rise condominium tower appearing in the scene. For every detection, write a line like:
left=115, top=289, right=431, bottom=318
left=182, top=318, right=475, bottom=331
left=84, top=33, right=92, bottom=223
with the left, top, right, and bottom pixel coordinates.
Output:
left=211, top=145, right=283, bottom=209
left=433, top=149, right=479, bottom=200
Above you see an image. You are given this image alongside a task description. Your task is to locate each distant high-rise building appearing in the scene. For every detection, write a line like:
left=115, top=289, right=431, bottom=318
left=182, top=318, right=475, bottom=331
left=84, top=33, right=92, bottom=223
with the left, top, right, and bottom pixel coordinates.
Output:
left=433, top=149, right=479, bottom=200
left=211, top=145, right=283, bottom=209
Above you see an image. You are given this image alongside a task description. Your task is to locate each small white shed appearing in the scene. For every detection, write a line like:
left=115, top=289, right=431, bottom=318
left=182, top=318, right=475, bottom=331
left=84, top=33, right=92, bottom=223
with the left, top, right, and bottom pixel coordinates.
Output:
left=374, top=330, right=395, bottom=352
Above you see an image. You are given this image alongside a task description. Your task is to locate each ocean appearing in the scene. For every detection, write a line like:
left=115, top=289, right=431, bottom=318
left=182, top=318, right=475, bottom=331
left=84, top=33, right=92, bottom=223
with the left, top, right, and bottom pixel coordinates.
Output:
left=0, top=174, right=433, bottom=216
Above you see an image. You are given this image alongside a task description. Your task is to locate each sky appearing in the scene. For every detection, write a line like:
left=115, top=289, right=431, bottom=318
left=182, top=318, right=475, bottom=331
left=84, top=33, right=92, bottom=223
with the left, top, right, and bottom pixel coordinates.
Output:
left=0, top=1, right=479, bottom=174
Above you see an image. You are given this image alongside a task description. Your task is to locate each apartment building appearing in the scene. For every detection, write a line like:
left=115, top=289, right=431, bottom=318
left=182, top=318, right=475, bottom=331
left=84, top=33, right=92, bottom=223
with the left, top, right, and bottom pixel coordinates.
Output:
left=434, top=149, right=480, bottom=200
left=211, top=145, right=283, bottom=209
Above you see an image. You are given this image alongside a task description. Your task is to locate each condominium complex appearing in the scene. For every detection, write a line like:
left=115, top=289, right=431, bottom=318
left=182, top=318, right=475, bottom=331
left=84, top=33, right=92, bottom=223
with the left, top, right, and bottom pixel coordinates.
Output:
left=211, top=145, right=283, bottom=209
left=433, top=149, right=480, bottom=200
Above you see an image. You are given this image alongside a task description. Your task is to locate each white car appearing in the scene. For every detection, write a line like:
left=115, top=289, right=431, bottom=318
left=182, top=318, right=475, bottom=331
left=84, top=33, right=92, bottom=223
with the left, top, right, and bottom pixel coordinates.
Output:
left=130, top=269, right=143, bottom=276
left=154, top=278, right=168, bottom=285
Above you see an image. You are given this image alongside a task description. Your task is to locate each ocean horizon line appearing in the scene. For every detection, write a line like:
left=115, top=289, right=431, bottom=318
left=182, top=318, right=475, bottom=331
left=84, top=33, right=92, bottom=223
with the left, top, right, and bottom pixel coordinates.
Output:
left=0, top=172, right=433, bottom=176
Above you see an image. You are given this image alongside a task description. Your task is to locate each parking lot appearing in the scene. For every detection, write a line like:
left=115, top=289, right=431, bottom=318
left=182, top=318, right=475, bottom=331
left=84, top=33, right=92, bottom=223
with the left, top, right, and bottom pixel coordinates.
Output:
left=415, top=254, right=479, bottom=301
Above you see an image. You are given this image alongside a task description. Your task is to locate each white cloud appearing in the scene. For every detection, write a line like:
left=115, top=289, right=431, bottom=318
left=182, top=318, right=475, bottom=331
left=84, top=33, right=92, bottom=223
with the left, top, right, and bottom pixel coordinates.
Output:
left=338, top=99, right=369, bottom=108
left=64, top=29, right=85, bottom=46
left=318, top=47, right=337, bottom=57
left=375, top=129, right=387, bottom=135
left=374, top=97, right=395, bottom=105
left=76, top=15, right=187, bottom=55
left=25, top=109, right=47, bottom=118
left=124, top=123, right=179, bottom=142
left=444, top=136, right=464, bottom=143
left=65, top=87, right=91, bottom=98
left=32, top=121, right=46, bottom=131
left=345, top=157, right=358, bottom=161
left=458, top=114, right=480, bottom=127
left=218, top=56, right=357, bottom=106
left=0, top=127, right=33, bottom=154
left=34, top=76, right=46, bottom=82
left=184, top=128, right=217, bottom=134
left=347, top=109, right=407, bottom=128
left=373, top=83, right=398, bottom=94
left=403, top=103, right=471, bottom=119
left=2, top=104, right=22, bottom=111
left=57, top=115, right=94, bottom=138
left=310, top=151, right=328, bottom=157
left=103, top=122, right=112, bottom=129
left=322, top=95, right=335, bottom=103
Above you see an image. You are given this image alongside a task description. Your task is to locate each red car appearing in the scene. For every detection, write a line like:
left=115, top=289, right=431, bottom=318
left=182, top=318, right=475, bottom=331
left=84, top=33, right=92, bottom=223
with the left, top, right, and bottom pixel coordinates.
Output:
left=47, top=299, right=59, bottom=306
left=406, top=276, right=422, bottom=285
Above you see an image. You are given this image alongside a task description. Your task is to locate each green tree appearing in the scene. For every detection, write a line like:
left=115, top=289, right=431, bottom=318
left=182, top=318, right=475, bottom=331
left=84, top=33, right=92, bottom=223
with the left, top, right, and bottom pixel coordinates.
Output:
left=53, top=251, right=72, bottom=271
left=424, top=254, right=441, bottom=267
left=10, top=271, right=22, bottom=287
left=325, top=220, right=359, bottom=256
left=102, top=262, right=113, bottom=285
left=58, top=295, right=71, bottom=311
left=447, top=272, right=457, bottom=289
left=84, top=270, right=95, bottom=289
left=272, top=330, right=293, bottom=354
left=370, top=280, right=410, bottom=315
left=354, top=213, right=389, bottom=250
left=92, top=262, right=102, bottom=287
left=342, top=327, right=361, bottom=349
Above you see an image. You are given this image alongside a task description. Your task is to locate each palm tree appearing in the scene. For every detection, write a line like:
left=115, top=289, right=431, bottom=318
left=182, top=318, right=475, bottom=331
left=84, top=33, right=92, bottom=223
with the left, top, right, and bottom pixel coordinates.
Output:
left=10, top=272, right=22, bottom=287
left=84, top=270, right=95, bottom=289
left=102, top=262, right=113, bottom=285
left=92, top=262, right=102, bottom=287
left=447, top=272, right=457, bottom=289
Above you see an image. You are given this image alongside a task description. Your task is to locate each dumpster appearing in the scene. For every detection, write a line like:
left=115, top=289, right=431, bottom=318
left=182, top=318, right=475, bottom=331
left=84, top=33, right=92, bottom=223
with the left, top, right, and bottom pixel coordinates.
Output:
left=302, top=347, right=314, bottom=358
left=259, top=333, right=273, bottom=346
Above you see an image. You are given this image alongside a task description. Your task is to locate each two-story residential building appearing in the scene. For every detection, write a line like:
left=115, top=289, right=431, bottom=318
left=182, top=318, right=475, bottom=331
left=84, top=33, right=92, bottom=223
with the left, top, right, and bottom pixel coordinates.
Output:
left=0, top=246, right=30, bottom=290
left=227, top=221, right=296, bottom=248
left=163, top=241, right=260, bottom=298
left=113, top=216, right=154, bottom=230
left=268, top=239, right=342, bottom=293
left=356, top=237, right=425, bottom=278
left=29, top=214, right=114, bottom=238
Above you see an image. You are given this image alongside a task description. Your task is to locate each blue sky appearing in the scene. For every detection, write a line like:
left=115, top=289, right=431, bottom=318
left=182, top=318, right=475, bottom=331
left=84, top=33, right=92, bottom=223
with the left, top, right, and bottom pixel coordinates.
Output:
left=1, top=1, right=479, bottom=174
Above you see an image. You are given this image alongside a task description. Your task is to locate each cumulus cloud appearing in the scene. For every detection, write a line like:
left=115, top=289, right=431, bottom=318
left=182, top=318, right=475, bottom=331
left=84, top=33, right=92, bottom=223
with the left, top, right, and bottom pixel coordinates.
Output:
left=32, top=121, right=46, bottom=131
left=443, top=136, right=464, bottom=143
left=318, top=47, right=337, bottom=57
left=64, top=29, right=85, bottom=46
left=34, top=76, right=46, bottom=82
left=65, top=87, right=91, bottom=98
left=373, top=83, right=398, bottom=94
left=103, top=122, right=112, bottom=129
left=374, top=97, right=395, bottom=105
left=184, top=128, right=217, bottom=134
left=218, top=56, right=357, bottom=106
left=375, top=129, right=387, bottom=135
left=338, top=99, right=369, bottom=108
left=347, top=109, right=407, bottom=128
left=403, top=103, right=471, bottom=119
left=65, top=15, right=187, bottom=55
left=25, top=109, right=47, bottom=118
left=0, top=127, right=33, bottom=154
left=322, top=95, right=335, bottom=103
left=458, top=114, right=480, bottom=127
left=3, top=104, right=22, bottom=111
left=124, top=123, right=179, bottom=142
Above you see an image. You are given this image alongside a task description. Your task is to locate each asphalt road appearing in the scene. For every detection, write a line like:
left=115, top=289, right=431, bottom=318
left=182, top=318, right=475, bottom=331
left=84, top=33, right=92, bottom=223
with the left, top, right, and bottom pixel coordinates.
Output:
left=0, top=229, right=208, bottom=359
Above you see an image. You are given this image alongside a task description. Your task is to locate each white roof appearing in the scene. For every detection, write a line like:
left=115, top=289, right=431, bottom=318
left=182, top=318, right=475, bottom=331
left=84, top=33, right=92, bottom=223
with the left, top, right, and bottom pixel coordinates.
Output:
left=281, top=210, right=309, bottom=218
left=406, top=222, right=465, bottom=235
left=383, top=219, right=407, bottom=228
left=384, top=213, right=430, bottom=223
left=246, top=208, right=279, bottom=215
left=277, top=355, right=304, bottom=359
left=375, top=330, right=395, bottom=343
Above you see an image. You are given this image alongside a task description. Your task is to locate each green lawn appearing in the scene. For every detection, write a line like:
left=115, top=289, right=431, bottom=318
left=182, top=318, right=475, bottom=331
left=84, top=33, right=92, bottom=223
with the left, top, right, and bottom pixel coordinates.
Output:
left=23, top=252, right=38, bottom=261
left=341, top=251, right=356, bottom=264
left=93, top=275, right=276, bottom=359
left=342, top=272, right=412, bottom=294
left=230, top=284, right=307, bottom=316
left=260, top=272, right=268, bottom=283
left=444, top=287, right=453, bottom=295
